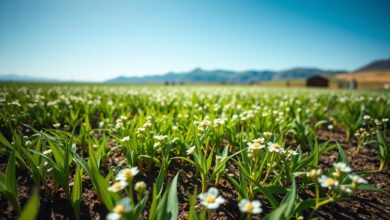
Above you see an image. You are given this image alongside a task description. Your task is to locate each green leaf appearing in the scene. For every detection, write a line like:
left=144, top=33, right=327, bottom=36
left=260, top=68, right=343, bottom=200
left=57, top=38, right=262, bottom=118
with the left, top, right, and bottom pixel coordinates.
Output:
left=5, top=150, right=17, bottom=196
left=71, top=165, right=83, bottom=220
left=265, top=185, right=288, bottom=194
left=155, top=173, right=179, bottom=220
left=312, top=139, right=319, bottom=168
left=130, top=196, right=149, bottom=219
left=148, top=185, right=158, bottom=220
left=283, top=177, right=297, bottom=219
left=295, top=199, right=316, bottom=214
left=356, top=184, right=381, bottom=191
left=18, top=188, right=40, bottom=220
left=188, top=187, right=198, bottom=220
left=264, top=203, right=287, bottom=220
left=165, top=173, right=179, bottom=220
left=336, top=142, right=348, bottom=165
left=0, top=132, right=12, bottom=149
left=155, top=167, right=165, bottom=196
left=72, top=151, right=118, bottom=210
left=252, top=182, right=280, bottom=209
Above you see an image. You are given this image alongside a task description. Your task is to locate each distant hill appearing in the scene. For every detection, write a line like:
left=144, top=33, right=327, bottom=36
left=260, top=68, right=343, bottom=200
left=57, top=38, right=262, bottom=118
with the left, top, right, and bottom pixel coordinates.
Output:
left=0, top=74, right=59, bottom=82
left=354, top=58, right=390, bottom=72
left=3, top=57, right=389, bottom=84
left=335, top=58, right=390, bottom=83
left=106, top=67, right=345, bottom=84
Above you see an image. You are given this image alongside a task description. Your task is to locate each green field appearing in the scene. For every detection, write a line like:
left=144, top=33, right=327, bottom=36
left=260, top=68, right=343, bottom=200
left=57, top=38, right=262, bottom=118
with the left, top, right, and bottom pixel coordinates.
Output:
left=0, top=84, right=389, bottom=219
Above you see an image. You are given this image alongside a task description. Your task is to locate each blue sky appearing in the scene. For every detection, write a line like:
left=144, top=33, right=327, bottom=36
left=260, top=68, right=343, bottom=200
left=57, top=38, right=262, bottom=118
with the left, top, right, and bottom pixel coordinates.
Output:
left=0, top=0, right=389, bottom=81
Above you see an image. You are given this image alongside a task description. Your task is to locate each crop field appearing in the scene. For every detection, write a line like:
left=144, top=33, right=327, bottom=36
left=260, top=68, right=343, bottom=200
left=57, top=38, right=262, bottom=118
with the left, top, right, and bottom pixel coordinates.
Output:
left=0, top=84, right=389, bottom=220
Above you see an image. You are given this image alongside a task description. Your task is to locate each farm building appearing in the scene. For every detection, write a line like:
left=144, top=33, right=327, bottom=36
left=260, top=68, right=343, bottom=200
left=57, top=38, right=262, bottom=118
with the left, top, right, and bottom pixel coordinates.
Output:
left=306, top=75, right=329, bottom=87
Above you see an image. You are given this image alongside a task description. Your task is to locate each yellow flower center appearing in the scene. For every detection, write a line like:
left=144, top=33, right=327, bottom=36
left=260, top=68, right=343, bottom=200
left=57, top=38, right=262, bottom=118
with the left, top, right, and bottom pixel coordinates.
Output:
left=123, top=169, right=133, bottom=179
left=245, top=202, right=254, bottom=212
left=273, top=144, right=280, bottom=149
left=326, top=178, right=335, bottom=186
left=113, top=204, right=125, bottom=214
left=113, top=182, right=122, bottom=190
left=205, top=195, right=216, bottom=203
left=252, top=143, right=261, bottom=149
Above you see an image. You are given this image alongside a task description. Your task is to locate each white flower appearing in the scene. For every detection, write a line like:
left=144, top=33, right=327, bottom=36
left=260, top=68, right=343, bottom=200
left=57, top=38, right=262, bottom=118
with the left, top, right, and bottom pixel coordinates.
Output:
left=154, top=135, right=168, bottom=141
left=349, top=174, right=367, bottom=188
left=43, top=149, right=52, bottom=155
left=115, top=167, right=139, bottom=181
left=186, top=146, right=196, bottom=155
left=238, top=199, right=262, bottom=214
left=143, top=121, right=152, bottom=128
left=198, top=187, right=225, bottom=209
left=252, top=138, right=265, bottom=144
left=286, top=149, right=298, bottom=157
left=106, top=197, right=132, bottom=220
left=25, top=140, right=32, bottom=146
left=333, top=162, right=352, bottom=174
left=339, top=185, right=352, bottom=194
left=11, top=101, right=21, bottom=106
left=328, top=125, right=334, bottom=130
left=108, top=181, right=128, bottom=192
left=263, top=131, right=272, bottom=138
left=53, top=123, right=61, bottom=128
left=318, top=175, right=339, bottom=189
left=213, top=118, right=225, bottom=127
left=306, top=169, right=322, bottom=179
left=363, top=115, right=371, bottom=120
left=120, top=136, right=130, bottom=142
left=195, top=119, right=211, bottom=131
left=137, top=127, right=146, bottom=133
left=153, top=142, right=161, bottom=148
left=248, top=141, right=265, bottom=151
left=267, top=142, right=285, bottom=153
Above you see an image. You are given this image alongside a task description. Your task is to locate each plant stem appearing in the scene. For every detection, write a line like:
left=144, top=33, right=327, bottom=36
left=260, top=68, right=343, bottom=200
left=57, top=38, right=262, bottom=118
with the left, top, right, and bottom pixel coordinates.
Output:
left=201, top=175, right=207, bottom=193
left=258, top=151, right=269, bottom=180
left=315, top=182, right=320, bottom=206
left=262, top=152, right=274, bottom=184
left=128, top=179, right=134, bottom=206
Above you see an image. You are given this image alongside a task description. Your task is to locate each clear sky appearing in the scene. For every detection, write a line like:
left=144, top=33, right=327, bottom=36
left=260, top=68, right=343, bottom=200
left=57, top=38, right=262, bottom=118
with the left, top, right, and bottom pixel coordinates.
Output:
left=0, top=0, right=389, bottom=81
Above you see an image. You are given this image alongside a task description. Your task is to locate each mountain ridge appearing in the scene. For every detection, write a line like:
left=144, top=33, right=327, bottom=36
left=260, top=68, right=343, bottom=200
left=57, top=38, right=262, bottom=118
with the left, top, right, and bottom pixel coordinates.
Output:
left=354, top=58, right=390, bottom=72
left=2, top=57, right=390, bottom=83
left=105, top=67, right=345, bottom=83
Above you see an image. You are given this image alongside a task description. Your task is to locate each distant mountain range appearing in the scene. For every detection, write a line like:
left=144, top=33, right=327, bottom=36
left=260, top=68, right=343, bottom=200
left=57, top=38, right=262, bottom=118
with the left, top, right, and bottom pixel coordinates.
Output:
left=1, top=57, right=389, bottom=83
left=105, top=67, right=345, bottom=83
left=354, top=58, right=390, bottom=72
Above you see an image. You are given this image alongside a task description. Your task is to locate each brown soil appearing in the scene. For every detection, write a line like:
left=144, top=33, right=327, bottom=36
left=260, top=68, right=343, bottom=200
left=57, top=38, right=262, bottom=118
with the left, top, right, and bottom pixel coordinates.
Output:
left=0, top=128, right=389, bottom=220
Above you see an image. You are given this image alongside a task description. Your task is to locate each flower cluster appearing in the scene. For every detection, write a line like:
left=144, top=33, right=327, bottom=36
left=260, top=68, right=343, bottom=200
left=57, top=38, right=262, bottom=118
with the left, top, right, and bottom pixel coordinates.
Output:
left=106, top=198, right=132, bottom=220
left=307, top=162, right=367, bottom=196
left=153, top=135, right=169, bottom=149
left=194, top=119, right=211, bottom=131
left=199, top=188, right=263, bottom=215
left=136, top=117, right=152, bottom=137
left=108, top=167, right=139, bottom=192
left=115, top=115, right=128, bottom=130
